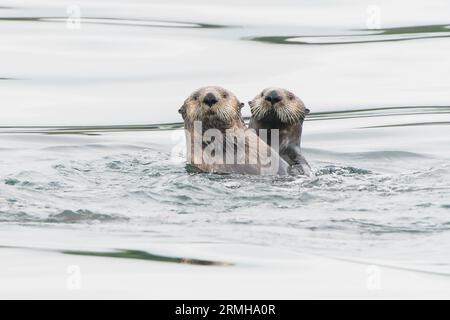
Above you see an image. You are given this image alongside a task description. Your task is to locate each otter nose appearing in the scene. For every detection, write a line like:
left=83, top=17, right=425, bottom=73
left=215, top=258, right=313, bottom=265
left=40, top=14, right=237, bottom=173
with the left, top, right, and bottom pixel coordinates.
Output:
left=203, top=93, right=218, bottom=107
left=265, top=91, right=282, bottom=105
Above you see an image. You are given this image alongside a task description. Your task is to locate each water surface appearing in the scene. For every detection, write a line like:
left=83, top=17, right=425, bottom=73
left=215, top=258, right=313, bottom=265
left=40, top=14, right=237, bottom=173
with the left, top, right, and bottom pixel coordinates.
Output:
left=1, top=0, right=450, bottom=284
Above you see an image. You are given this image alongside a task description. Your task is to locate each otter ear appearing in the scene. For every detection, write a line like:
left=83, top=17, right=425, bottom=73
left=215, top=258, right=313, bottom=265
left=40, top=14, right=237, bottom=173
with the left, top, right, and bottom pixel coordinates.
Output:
left=239, top=102, right=244, bottom=109
left=178, top=104, right=187, bottom=119
left=305, top=108, right=310, bottom=115
left=248, top=101, right=254, bottom=107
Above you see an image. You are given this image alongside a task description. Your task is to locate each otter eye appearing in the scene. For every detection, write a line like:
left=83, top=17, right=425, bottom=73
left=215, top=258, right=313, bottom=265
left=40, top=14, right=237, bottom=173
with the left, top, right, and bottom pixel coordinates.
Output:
left=288, top=95, right=294, bottom=101
left=193, top=94, right=199, bottom=101
left=222, top=93, right=228, bottom=99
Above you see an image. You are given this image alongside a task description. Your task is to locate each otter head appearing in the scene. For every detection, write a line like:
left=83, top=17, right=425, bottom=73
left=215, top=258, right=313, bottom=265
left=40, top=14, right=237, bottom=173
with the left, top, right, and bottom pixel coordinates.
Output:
left=179, top=86, right=244, bottom=129
left=249, top=87, right=310, bottom=125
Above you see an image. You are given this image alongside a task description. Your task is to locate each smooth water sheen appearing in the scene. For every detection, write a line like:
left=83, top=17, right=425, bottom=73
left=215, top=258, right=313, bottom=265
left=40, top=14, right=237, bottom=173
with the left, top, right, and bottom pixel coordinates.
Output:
left=1, top=0, right=450, bottom=293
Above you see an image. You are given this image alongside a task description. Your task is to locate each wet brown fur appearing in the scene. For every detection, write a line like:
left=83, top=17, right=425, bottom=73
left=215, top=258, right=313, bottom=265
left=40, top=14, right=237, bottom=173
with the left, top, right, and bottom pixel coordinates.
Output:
left=249, top=87, right=311, bottom=176
left=180, top=86, right=290, bottom=175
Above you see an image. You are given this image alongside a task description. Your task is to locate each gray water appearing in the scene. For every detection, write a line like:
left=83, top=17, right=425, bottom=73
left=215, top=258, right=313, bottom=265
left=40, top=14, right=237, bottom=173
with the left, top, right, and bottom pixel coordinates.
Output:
left=1, top=0, right=450, bottom=276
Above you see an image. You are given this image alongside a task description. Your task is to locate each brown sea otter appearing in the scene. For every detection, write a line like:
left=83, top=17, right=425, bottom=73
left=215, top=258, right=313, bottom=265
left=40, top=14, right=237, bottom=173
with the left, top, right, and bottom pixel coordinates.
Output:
left=179, top=86, right=291, bottom=175
left=249, top=87, right=311, bottom=176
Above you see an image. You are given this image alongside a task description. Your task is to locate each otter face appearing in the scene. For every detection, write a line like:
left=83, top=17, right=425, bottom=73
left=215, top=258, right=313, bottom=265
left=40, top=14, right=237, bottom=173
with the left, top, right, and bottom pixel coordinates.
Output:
left=249, top=87, right=310, bottom=124
left=179, top=86, right=243, bottom=124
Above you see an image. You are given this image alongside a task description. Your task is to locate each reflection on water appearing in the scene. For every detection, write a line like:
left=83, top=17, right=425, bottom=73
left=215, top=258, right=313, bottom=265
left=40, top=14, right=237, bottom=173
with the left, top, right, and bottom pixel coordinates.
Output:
left=1, top=106, right=449, bottom=134
left=1, top=0, right=450, bottom=276
left=2, top=0, right=450, bottom=125
left=0, top=16, right=226, bottom=29
left=0, top=245, right=232, bottom=266
left=63, top=249, right=233, bottom=266
left=251, top=24, right=450, bottom=45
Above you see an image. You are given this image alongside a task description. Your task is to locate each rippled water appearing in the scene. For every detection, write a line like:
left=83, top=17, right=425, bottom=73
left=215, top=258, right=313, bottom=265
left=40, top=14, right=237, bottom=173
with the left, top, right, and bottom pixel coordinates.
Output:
left=1, top=0, right=450, bottom=281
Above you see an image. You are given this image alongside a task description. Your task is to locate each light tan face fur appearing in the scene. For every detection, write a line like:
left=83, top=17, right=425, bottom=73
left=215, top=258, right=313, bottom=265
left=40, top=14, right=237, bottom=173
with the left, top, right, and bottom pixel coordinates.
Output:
left=179, top=86, right=243, bottom=124
left=249, top=87, right=309, bottom=124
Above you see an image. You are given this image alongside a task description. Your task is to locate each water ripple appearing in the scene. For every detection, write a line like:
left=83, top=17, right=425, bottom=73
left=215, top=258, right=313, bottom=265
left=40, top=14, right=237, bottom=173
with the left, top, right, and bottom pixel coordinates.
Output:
left=0, top=16, right=226, bottom=29
left=249, top=25, right=450, bottom=45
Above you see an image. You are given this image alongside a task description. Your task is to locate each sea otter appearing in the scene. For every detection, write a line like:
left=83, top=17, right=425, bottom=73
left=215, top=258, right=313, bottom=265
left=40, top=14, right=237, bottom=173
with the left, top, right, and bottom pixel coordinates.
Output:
left=179, top=86, right=290, bottom=175
left=249, top=87, right=311, bottom=176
